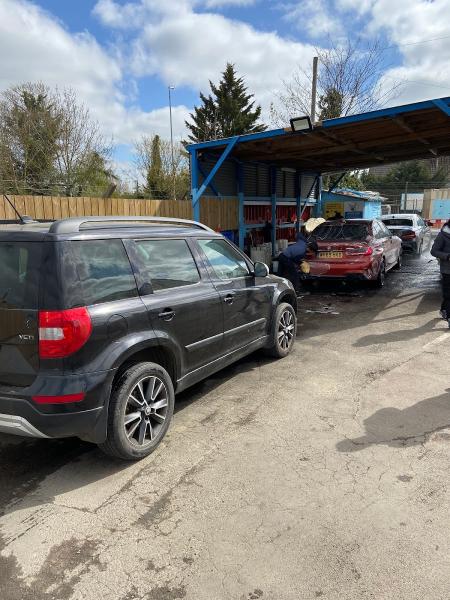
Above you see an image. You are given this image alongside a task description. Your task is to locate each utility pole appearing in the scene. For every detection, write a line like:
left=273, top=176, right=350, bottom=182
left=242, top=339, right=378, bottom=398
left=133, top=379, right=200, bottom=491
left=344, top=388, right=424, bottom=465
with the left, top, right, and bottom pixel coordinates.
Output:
left=168, top=85, right=176, bottom=200
left=311, top=56, right=318, bottom=123
left=404, top=180, right=408, bottom=211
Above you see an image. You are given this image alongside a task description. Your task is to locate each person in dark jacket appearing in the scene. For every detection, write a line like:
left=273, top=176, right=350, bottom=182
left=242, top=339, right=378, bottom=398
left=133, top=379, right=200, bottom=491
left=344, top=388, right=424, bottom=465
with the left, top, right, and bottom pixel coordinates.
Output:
left=278, top=232, right=308, bottom=293
left=430, top=220, right=450, bottom=327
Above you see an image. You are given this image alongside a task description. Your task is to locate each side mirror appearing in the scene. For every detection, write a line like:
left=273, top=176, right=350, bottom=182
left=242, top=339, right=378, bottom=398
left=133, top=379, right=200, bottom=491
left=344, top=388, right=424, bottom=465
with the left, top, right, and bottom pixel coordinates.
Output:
left=253, top=261, right=269, bottom=277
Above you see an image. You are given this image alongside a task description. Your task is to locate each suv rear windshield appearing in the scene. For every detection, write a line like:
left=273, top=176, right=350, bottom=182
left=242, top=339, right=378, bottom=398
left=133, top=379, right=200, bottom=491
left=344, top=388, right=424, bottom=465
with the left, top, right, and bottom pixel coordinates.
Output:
left=382, top=218, right=414, bottom=227
left=0, top=241, right=42, bottom=309
left=312, top=223, right=370, bottom=241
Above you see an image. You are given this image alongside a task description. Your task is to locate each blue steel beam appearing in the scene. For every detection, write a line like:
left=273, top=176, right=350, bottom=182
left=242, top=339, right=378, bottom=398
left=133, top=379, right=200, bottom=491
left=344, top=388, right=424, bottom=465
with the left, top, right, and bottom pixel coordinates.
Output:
left=270, top=166, right=277, bottom=254
left=188, top=96, right=450, bottom=158
left=193, top=136, right=239, bottom=205
left=198, top=162, right=220, bottom=198
left=433, top=98, right=450, bottom=118
left=295, top=171, right=301, bottom=234
left=186, top=128, right=286, bottom=152
left=237, top=162, right=245, bottom=249
left=190, top=149, right=200, bottom=222
left=316, top=176, right=323, bottom=217
left=323, top=96, right=450, bottom=128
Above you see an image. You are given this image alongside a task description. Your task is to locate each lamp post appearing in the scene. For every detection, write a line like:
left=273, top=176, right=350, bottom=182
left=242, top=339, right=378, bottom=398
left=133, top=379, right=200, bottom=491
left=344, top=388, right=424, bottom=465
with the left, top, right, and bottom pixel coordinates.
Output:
left=168, top=85, right=176, bottom=200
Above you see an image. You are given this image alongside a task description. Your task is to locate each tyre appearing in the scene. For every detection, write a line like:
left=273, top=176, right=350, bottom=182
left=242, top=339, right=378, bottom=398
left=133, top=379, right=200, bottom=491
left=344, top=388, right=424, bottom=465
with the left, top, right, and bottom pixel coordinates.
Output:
left=265, top=302, right=297, bottom=358
left=393, top=251, right=402, bottom=270
left=99, top=362, right=175, bottom=461
left=372, top=261, right=386, bottom=289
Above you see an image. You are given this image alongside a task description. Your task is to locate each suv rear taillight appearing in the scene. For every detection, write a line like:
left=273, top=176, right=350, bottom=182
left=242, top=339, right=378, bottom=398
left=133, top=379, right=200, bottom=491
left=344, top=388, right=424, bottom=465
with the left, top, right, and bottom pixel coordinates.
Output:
left=39, top=307, right=92, bottom=359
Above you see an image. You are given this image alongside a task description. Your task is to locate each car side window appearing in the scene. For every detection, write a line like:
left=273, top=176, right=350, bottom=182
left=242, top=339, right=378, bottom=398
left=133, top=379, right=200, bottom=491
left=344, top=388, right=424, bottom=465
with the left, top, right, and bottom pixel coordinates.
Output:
left=198, top=239, right=249, bottom=280
left=372, top=221, right=381, bottom=238
left=134, top=239, right=200, bottom=292
left=380, top=222, right=391, bottom=237
left=70, top=239, right=138, bottom=306
left=374, top=221, right=387, bottom=238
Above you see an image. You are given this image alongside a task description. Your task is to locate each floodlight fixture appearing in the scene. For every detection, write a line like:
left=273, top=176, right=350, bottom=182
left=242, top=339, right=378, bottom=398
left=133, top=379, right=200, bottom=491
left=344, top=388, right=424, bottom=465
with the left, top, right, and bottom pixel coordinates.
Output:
left=290, top=115, right=313, bottom=133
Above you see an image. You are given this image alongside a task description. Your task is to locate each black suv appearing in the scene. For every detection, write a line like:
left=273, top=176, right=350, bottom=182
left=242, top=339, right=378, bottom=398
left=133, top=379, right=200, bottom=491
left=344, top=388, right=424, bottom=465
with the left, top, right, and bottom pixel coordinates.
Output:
left=0, top=217, right=297, bottom=459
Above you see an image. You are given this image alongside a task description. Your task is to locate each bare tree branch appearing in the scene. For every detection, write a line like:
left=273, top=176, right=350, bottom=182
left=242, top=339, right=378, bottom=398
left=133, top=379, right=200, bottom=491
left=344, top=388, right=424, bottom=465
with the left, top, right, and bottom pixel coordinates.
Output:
left=270, top=38, right=402, bottom=126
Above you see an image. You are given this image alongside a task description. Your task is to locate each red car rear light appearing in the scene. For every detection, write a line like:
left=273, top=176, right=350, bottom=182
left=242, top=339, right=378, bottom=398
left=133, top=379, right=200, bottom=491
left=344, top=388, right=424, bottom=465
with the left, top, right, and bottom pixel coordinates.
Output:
left=39, top=307, right=92, bottom=359
left=346, top=246, right=373, bottom=256
left=401, top=231, right=416, bottom=240
left=32, top=393, right=85, bottom=404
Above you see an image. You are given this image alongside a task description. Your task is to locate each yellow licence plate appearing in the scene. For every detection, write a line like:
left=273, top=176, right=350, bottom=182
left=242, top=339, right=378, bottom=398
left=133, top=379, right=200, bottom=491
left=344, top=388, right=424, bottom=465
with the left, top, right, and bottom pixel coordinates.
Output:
left=319, top=251, right=343, bottom=259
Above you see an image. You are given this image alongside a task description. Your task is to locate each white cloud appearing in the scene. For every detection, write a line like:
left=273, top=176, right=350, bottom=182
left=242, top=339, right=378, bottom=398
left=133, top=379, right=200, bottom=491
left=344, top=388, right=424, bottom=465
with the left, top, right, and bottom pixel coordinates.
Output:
left=92, top=0, right=191, bottom=30
left=108, top=5, right=317, bottom=115
left=0, top=0, right=188, bottom=145
left=203, top=0, right=256, bottom=7
left=338, top=0, right=450, bottom=105
left=281, top=1, right=343, bottom=38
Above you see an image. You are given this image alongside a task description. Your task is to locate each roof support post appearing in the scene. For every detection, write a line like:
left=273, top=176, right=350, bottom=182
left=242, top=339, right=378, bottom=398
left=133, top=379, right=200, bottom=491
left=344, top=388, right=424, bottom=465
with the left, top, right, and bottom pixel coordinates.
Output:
left=270, top=166, right=277, bottom=256
left=295, top=171, right=301, bottom=234
left=190, top=148, right=200, bottom=222
left=316, top=175, right=323, bottom=218
left=306, top=175, right=321, bottom=217
left=192, top=136, right=239, bottom=206
left=237, top=162, right=245, bottom=250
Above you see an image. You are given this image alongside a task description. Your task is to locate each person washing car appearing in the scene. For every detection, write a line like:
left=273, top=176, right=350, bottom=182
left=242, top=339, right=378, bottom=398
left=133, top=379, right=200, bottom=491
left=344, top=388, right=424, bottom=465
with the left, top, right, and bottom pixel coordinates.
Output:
left=431, top=219, right=450, bottom=327
left=278, top=232, right=309, bottom=293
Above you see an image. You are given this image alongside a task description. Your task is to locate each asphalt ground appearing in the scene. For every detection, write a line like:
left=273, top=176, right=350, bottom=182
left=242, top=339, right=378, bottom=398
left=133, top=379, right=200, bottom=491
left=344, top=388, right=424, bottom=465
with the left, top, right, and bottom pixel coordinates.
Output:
left=0, top=240, right=449, bottom=600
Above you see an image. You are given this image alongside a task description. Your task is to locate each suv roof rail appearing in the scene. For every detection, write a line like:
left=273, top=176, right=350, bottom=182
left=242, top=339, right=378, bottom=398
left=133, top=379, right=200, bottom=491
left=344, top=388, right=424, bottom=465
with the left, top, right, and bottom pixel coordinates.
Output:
left=48, top=216, right=215, bottom=235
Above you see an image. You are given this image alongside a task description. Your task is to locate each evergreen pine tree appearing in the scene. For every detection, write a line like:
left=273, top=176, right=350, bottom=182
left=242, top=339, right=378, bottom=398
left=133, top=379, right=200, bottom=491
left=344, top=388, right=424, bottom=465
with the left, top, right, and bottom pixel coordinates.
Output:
left=318, top=87, right=344, bottom=121
left=145, top=135, right=164, bottom=198
left=185, top=63, right=266, bottom=143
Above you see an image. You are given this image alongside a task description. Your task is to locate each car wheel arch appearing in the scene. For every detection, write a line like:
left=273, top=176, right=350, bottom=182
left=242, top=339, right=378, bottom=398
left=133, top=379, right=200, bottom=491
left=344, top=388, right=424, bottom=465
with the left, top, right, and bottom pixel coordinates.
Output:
left=275, top=290, right=298, bottom=312
left=112, top=343, right=179, bottom=392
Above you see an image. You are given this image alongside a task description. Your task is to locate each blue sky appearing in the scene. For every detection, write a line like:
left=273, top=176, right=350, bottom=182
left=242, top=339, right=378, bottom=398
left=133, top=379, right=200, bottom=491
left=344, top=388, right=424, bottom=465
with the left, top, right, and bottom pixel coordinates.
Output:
left=34, top=0, right=386, bottom=124
left=1, top=0, right=450, bottom=178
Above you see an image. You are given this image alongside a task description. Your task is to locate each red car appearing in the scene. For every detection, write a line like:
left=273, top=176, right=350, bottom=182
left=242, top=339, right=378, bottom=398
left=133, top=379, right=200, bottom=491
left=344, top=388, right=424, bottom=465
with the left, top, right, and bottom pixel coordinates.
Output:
left=305, top=219, right=402, bottom=287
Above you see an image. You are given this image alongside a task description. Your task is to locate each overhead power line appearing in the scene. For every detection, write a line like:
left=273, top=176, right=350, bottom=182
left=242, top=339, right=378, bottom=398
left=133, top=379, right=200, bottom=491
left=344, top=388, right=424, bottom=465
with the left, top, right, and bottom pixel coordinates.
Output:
left=384, top=34, right=450, bottom=51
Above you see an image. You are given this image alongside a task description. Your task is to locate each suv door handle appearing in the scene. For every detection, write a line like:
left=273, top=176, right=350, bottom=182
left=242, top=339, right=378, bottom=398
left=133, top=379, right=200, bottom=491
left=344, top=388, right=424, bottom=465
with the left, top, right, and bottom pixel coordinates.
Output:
left=224, top=294, right=235, bottom=305
left=158, top=309, right=175, bottom=321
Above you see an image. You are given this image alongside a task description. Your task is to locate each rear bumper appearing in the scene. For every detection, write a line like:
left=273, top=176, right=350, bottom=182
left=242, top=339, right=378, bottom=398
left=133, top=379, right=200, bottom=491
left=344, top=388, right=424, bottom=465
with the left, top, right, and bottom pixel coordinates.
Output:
left=401, top=240, right=418, bottom=251
left=0, top=407, right=105, bottom=441
left=0, top=370, right=116, bottom=443
left=305, top=256, right=380, bottom=282
left=303, top=273, right=369, bottom=282
left=0, top=413, right=50, bottom=438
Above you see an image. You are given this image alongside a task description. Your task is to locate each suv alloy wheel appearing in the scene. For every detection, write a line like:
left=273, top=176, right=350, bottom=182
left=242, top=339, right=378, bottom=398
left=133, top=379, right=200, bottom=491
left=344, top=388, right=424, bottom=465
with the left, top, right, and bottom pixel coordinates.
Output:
left=265, top=302, right=297, bottom=358
left=100, top=362, right=175, bottom=460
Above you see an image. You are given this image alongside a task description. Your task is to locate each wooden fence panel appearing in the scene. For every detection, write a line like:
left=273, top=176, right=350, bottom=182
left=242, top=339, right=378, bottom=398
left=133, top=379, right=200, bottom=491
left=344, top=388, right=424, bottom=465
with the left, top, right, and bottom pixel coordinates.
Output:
left=4, top=195, right=238, bottom=230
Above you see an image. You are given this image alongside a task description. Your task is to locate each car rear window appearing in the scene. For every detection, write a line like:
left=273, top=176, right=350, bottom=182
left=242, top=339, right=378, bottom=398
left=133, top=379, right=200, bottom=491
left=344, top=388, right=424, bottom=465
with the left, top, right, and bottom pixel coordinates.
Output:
left=0, top=242, right=42, bottom=309
left=383, top=219, right=414, bottom=227
left=70, top=240, right=137, bottom=306
left=133, top=239, right=200, bottom=291
left=312, top=223, right=370, bottom=241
